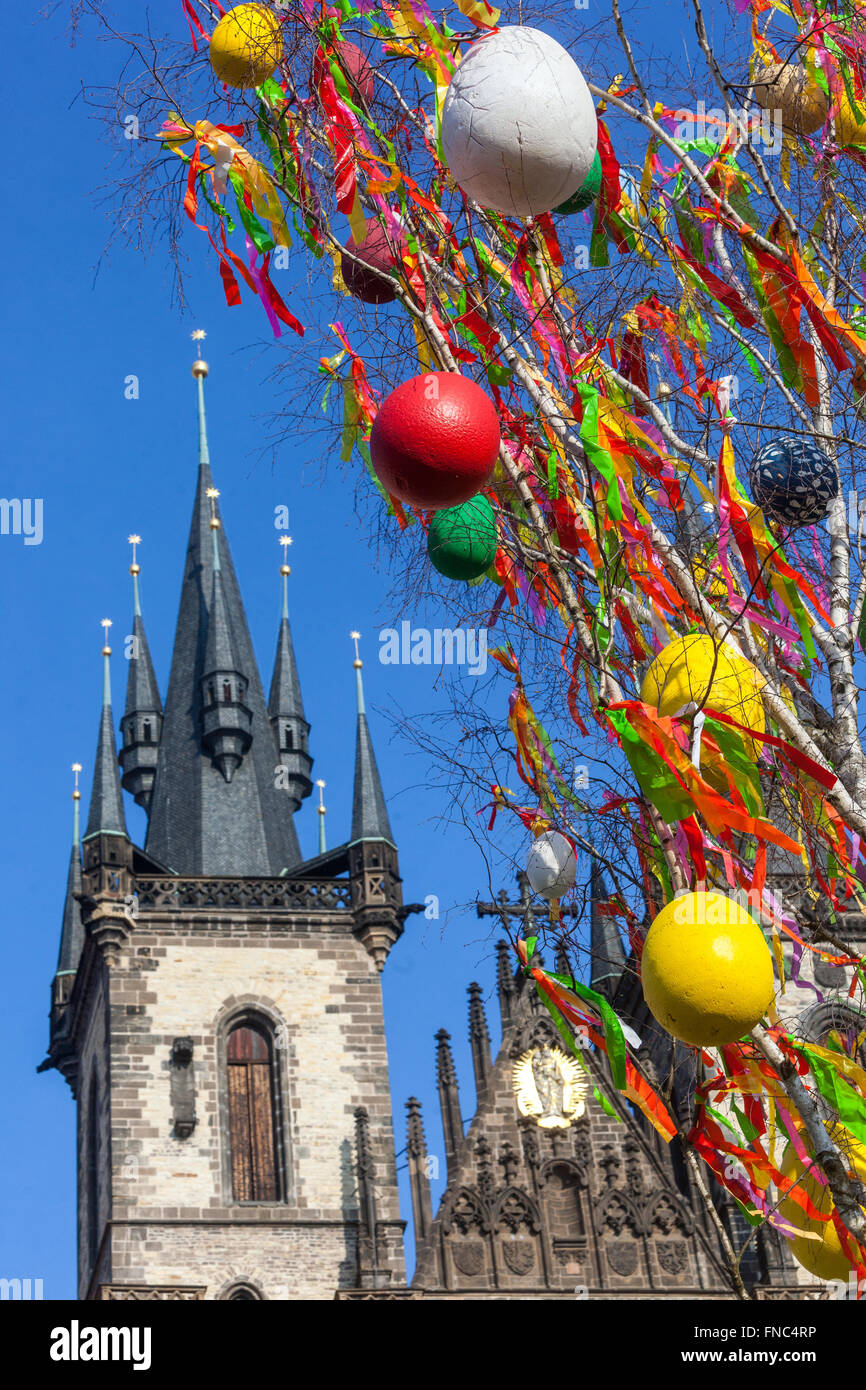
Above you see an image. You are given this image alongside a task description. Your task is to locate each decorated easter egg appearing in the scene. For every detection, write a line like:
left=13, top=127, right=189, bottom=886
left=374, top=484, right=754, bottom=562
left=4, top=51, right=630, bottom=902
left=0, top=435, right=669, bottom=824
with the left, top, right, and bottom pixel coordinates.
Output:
left=526, top=831, right=577, bottom=901
left=427, top=495, right=498, bottom=580
left=209, top=4, right=283, bottom=90
left=370, top=373, right=500, bottom=509
left=555, top=150, right=603, bottom=215
left=641, top=891, right=775, bottom=1047
left=341, top=222, right=403, bottom=304
left=749, top=437, right=839, bottom=528
left=441, top=27, right=598, bottom=218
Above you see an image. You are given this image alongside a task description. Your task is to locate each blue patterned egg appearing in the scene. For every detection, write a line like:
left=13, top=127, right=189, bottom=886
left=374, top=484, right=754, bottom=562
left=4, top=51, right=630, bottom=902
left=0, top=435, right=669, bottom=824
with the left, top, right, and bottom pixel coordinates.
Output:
left=748, top=438, right=838, bottom=528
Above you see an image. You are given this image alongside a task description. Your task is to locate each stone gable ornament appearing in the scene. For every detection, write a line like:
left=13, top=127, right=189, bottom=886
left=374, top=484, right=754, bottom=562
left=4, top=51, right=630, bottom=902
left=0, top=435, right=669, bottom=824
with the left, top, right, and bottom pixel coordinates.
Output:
left=441, top=27, right=598, bottom=218
left=748, top=437, right=839, bottom=529
left=513, top=1043, right=587, bottom=1128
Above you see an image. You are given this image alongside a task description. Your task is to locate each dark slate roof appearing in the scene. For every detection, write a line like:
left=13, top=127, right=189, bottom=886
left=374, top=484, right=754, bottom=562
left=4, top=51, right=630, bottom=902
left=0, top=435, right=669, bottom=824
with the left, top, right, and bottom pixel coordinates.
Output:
left=589, top=860, right=627, bottom=998
left=124, top=586, right=162, bottom=717
left=204, top=534, right=245, bottom=678
left=350, top=666, right=394, bottom=845
left=84, top=662, right=129, bottom=841
left=56, top=838, right=83, bottom=976
left=268, top=604, right=307, bottom=726
left=144, top=416, right=301, bottom=876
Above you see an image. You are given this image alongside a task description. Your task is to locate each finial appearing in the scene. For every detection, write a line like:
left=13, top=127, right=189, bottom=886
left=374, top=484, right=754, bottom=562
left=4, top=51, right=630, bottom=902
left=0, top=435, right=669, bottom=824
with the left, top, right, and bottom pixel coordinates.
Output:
left=127, top=533, right=141, bottom=577
left=191, top=328, right=209, bottom=378
left=206, top=487, right=221, bottom=530
left=279, top=533, right=292, bottom=576
left=71, top=762, right=82, bottom=847
left=350, top=632, right=365, bottom=715
left=316, top=778, right=327, bottom=855
left=100, top=620, right=113, bottom=707
left=127, top=534, right=142, bottom=617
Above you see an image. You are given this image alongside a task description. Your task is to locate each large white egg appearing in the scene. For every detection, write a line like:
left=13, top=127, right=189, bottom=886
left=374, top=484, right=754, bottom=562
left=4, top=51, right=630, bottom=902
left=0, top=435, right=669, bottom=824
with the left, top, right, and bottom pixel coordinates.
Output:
left=441, top=26, right=598, bottom=218
left=526, top=831, right=577, bottom=901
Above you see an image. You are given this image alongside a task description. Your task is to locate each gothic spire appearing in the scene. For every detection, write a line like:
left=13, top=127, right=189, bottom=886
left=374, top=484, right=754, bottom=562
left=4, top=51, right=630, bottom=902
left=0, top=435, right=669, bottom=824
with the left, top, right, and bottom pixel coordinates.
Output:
left=349, top=632, right=394, bottom=845
left=84, top=622, right=128, bottom=843
left=55, top=764, right=84, bottom=978
left=267, top=539, right=312, bottom=813
left=435, top=1028, right=464, bottom=1179
left=200, top=507, right=252, bottom=783
left=467, top=982, right=492, bottom=1107
left=495, top=939, right=516, bottom=1030
left=119, top=536, right=163, bottom=811
left=589, top=859, right=627, bottom=1001
left=144, top=346, right=301, bottom=874
left=405, top=1097, right=433, bottom=1248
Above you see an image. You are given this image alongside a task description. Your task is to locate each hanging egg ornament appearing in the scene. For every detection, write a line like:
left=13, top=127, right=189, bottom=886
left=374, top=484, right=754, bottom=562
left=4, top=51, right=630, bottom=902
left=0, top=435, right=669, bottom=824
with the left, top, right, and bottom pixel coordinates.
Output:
left=427, top=496, right=498, bottom=581
left=370, top=373, right=501, bottom=509
left=752, top=63, right=828, bottom=136
left=525, top=831, right=577, bottom=901
left=441, top=27, right=597, bottom=218
left=641, top=891, right=775, bottom=1047
left=313, top=40, right=375, bottom=105
left=341, top=222, right=403, bottom=304
left=835, top=94, right=866, bottom=148
left=641, top=634, right=764, bottom=734
left=554, top=150, right=602, bottom=215
left=778, top=1131, right=866, bottom=1281
left=209, top=4, right=283, bottom=90
left=749, top=437, right=838, bottom=528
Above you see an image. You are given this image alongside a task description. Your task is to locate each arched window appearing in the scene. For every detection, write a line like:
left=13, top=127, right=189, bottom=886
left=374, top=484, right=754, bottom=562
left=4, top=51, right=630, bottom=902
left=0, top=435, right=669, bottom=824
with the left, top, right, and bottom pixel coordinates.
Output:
left=224, top=1283, right=262, bottom=1300
left=227, top=1022, right=279, bottom=1202
left=223, top=679, right=232, bottom=703
left=284, top=726, right=294, bottom=751
left=87, top=1079, right=100, bottom=1267
left=143, top=719, right=152, bottom=743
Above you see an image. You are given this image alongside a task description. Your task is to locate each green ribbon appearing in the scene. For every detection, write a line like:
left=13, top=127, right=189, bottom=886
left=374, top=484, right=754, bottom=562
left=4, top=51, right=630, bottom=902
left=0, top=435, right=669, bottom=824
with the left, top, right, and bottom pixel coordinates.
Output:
left=606, top=707, right=694, bottom=822
left=228, top=168, right=275, bottom=253
left=576, top=383, right=623, bottom=522
left=545, top=968, right=628, bottom=1093
left=791, top=1042, right=866, bottom=1149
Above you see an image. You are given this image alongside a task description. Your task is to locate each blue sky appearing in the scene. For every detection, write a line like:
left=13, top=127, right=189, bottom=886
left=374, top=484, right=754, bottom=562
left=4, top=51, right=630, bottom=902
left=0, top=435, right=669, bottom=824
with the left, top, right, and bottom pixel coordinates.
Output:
left=0, top=0, right=597, bottom=1295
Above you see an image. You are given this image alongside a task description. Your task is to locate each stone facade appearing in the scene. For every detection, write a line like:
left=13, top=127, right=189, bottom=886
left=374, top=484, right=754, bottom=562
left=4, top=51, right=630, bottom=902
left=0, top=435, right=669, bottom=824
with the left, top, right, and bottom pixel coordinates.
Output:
left=407, top=958, right=736, bottom=1299
left=63, top=896, right=406, bottom=1300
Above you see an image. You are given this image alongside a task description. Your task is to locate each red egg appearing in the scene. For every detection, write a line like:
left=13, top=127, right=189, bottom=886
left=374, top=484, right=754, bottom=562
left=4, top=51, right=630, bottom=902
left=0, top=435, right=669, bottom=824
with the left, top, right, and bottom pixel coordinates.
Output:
left=370, top=373, right=501, bottom=509
left=341, top=222, right=403, bottom=304
left=340, top=41, right=374, bottom=104
left=313, top=41, right=374, bottom=105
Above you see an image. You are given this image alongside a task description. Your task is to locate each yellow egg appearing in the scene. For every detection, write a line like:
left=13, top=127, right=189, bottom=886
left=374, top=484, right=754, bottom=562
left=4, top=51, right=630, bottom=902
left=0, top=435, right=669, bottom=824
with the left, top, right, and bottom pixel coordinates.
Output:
left=209, top=4, right=283, bottom=90
left=778, top=1131, right=866, bottom=1282
left=641, top=891, right=775, bottom=1047
left=641, top=634, right=764, bottom=735
left=753, top=63, right=828, bottom=137
left=835, top=95, right=866, bottom=148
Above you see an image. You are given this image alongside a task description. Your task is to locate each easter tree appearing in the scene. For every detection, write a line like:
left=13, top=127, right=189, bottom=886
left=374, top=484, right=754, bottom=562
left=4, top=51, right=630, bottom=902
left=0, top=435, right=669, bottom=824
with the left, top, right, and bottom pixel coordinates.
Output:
left=72, top=0, right=866, bottom=1293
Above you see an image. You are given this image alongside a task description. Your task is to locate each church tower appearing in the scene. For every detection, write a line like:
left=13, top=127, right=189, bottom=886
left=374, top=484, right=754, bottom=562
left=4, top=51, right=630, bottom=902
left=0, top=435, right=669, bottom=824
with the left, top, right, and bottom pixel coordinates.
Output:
left=41, top=344, right=409, bottom=1300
